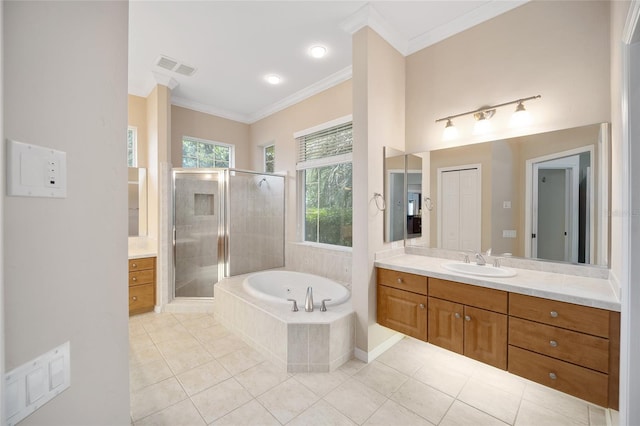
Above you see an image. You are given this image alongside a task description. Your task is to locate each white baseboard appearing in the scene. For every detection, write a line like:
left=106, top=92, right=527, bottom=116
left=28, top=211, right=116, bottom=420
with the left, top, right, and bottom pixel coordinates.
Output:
left=354, top=332, right=404, bottom=363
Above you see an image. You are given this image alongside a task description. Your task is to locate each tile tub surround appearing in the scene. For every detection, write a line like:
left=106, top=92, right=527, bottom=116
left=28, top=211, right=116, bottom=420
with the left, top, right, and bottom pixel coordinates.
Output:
left=215, top=273, right=355, bottom=373
left=375, top=254, right=620, bottom=311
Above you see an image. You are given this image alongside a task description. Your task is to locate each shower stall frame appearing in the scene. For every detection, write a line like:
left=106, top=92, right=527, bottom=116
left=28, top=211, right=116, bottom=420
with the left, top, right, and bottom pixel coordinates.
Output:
left=171, top=168, right=285, bottom=300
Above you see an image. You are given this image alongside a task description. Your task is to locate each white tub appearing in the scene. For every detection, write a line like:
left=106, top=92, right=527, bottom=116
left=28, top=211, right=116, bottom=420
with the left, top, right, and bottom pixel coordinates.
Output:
left=216, top=271, right=354, bottom=373
left=242, top=270, right=350, bottom=307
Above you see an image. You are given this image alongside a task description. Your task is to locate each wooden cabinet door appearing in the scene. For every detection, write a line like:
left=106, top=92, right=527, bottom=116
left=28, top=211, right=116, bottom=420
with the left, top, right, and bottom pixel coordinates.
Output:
left=428, top=297, right=464, bottom=354
left=464, top=306, right=507, bottom=369
left=378, top=285, right=427, bottom=341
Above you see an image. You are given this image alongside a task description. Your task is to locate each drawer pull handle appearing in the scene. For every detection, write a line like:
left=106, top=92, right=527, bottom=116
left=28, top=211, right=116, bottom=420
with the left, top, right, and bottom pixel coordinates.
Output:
left=132, top=277, right=137, bottom=282
left=549, top=340, right=558, bottom=348
left=132, top=296, right=138, bottom=301
left=549, top=372, right=557, bottom=380
left=132, top=263, right=137, bottom=268
left=397, top=278, right=403, bottom=284
left=464, top=315, right=471, bottom=322
left=550, top=310, right=558, bottom=318
left=454, top=313, right=461, bottom=319
left=419, top=304, right=425, bottom=309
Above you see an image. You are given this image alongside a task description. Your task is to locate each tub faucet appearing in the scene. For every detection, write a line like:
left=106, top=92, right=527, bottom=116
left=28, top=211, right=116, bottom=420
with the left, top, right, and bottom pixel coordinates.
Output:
left=305, top=286, right=314, bottom=312
left=286, top=299, right=299, bottom=312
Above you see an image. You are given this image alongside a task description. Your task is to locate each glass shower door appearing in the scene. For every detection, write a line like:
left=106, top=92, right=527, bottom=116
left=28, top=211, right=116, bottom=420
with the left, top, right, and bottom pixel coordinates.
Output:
left=173, top=170, right=222, bottom=298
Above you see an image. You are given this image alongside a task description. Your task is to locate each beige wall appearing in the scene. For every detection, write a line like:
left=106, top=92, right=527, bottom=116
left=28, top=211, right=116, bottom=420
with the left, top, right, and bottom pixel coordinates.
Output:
left=128, top=94, right=148, bottom=167
left=4, top=2, right=130, bottom=424
left=405, top=0, right=610, bottom=154
left=352, top=27, right=406, bottom=353
left=171, top=105, right=251, bottom=169
left=249, top=80, right=352, bottom=243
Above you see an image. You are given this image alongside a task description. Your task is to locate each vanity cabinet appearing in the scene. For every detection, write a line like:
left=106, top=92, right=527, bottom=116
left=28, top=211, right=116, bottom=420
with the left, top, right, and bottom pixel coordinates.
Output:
left=129, top=257, right=156, bottom=315
left=428, top=278, right=508, bottom=369
left=508, top=293, right=620, bottom=408
left=377, top=269, right=428, bottom=341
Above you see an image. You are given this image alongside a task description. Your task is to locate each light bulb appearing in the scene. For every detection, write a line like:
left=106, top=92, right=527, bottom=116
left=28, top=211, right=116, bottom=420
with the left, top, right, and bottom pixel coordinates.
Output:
left=442, top=119, right=458, bottom=140
left=265, top=74, right=282, bottom=85
left=309, top=45, right=327, bottom=59
left=510, top=102, right=532, bottom=127
left=474, top=115, right=492, bottom=134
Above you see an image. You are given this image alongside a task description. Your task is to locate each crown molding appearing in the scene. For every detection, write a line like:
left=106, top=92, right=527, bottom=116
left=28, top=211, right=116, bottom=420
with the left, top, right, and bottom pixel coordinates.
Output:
left=406, top=0, right=529, bottom=55
left=340, top=3, right=408, bottom=55
left=171, top=96, right=251, bottom=124
left=152, top=71, right=179, bottom=90
left=247, top=65, right=353, bottom=124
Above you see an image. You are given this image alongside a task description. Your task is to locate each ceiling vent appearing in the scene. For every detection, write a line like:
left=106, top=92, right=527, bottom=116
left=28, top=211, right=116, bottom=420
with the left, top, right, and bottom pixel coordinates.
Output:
left=156, top=55, right=178, bottom=71
left=175, top=64, right=196, bottom=76
left=155, top=55, right=197, bottom=77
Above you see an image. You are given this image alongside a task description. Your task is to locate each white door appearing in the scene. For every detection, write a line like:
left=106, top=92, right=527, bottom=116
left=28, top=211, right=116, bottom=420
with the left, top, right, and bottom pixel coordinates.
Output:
left=439, top=167, right=481, bottom=251
left=532, top=155, right=579, bottom=263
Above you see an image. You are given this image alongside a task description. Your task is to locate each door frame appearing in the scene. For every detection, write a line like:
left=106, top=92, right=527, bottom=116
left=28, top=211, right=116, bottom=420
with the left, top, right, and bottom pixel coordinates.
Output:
left=524, top=146, right=594, bottom=262
left=436, top=163, right=482, bottom=250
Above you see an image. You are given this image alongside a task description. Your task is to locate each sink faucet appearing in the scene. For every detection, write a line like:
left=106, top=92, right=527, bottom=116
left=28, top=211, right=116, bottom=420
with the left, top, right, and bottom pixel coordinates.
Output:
left=305, top=286, right=314, bottom=312
left=475, top=252, right=486, bottom=266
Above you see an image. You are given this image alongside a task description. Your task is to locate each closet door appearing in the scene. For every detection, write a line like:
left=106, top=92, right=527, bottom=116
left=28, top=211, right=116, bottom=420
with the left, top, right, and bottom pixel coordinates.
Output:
left=439, top=168, right=480, bottom=251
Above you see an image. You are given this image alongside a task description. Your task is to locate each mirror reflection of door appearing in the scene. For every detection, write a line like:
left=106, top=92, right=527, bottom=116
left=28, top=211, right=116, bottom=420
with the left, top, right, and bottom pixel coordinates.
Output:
left=438, top=166, right=481, bottom=251
left=389, top=171, right=405, bottom=241
left=530, top=151, right=591, bottom=263
left=407, top=171, right=422, bottom=239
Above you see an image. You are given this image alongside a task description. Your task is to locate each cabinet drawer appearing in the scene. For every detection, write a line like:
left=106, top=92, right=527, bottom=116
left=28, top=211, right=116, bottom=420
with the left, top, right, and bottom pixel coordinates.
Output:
left=129, top=283, right=155, bottom=315
left=129, top=257, right=155, bottom=272
left=378, top=285, right=428, bottom=340
left=509, top=317, right=609, bottom=373
left=509, top=293, right=610, bottom=338
left=377, top=268, right=427, bottom=295
left=428, top=278, right=507, bottom=314
left=508, top=345, right=608, bottom=407
left=129, top=269, right=155, bottom=286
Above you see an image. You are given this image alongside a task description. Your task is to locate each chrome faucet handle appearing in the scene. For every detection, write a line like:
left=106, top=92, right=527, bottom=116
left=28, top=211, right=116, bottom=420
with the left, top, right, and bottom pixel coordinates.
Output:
left=463, top=254, right=470, bottom=263
left=475, top=252, right=486, bottom=266
left=320, top=299, right=332, bottom=312
left=286, top=299, right=299, bottom=312
left=493, top=257, right=502, bottom=268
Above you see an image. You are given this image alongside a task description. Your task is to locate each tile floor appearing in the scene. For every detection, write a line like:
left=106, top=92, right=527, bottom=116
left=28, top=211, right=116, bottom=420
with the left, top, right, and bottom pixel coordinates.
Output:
left=129, top=312, right=616, bottom=425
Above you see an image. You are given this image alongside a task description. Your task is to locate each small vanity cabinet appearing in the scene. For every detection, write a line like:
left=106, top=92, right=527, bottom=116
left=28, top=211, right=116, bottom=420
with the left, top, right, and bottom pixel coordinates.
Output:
left=377, top=269, right=428, bottom=340
left=428, top=278, right=508, bottom=369
left=508, top=293, right=620, bottom=408
left=129, top=257, right=156, bottom=315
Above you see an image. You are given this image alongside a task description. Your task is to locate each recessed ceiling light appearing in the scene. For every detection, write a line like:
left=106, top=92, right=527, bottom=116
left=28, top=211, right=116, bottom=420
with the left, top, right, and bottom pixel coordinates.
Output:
left=308, top=45, right=327, bottom=59
left=265, top=74, right=282, bottom=85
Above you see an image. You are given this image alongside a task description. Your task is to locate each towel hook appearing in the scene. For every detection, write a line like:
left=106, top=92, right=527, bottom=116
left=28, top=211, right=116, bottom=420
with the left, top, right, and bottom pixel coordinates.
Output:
left=373, top=193, right=386, bottom=211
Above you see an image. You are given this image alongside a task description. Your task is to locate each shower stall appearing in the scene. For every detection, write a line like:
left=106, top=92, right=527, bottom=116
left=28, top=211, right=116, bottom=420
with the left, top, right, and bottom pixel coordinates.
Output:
left=172, top=169, right=285, bottom=298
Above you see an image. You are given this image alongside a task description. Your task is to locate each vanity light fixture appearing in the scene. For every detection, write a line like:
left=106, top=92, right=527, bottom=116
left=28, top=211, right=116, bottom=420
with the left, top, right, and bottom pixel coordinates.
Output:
left=265, top=74, right=282, bottom=85
left=308, top=45, right=327, bottom=59
left=510, top=101, right=532, bottom=127
left=436, top=95, right=541, bottom=139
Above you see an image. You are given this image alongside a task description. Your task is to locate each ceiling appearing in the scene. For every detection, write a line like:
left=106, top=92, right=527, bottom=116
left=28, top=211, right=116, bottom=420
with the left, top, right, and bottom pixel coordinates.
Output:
left=128, top=1, right=527, bottom=124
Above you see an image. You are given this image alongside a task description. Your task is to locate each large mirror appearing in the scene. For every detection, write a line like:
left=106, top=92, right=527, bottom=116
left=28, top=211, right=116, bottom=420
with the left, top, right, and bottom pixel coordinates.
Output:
left=408, top=122, right=610, bottom=266
left=128, top=167, right=148, bottom=237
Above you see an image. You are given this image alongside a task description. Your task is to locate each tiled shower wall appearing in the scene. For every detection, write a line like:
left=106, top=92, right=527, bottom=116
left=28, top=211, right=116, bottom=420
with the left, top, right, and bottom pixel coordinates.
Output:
left=174, top=177, right=219, bottom=297
left=228, top=173, right=285, bottom=276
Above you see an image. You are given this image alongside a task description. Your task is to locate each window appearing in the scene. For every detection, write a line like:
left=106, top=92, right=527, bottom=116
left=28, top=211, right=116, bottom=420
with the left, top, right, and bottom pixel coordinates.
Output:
left=264, top=144, right=275, bottom=173
left=296, top=119, right=352, bottom=247
left=182, top=136, right=234, bottom=168
left=127, top=127, right=137, bottom=167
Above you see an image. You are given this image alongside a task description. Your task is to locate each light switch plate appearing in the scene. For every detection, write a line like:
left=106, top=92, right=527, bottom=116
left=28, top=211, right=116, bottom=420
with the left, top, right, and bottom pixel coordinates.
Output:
left=503, top=230, right=517, bottom=238
left=5, top=342, right=70, bottom=426
left=6, top=139, right=67, bottom=198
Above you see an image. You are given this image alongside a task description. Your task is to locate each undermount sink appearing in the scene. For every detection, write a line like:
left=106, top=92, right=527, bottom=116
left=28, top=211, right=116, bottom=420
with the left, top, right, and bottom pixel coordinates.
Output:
left=442, top=262, right=517, bottom=278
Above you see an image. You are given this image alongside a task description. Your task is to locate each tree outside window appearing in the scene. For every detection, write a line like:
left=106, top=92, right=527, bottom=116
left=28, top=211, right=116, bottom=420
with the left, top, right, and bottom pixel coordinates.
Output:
left=127, top=127, right=137, bottom=167
left=182, top=137, right=233, bottom=168
left=264, top=144, right=275, bottom=173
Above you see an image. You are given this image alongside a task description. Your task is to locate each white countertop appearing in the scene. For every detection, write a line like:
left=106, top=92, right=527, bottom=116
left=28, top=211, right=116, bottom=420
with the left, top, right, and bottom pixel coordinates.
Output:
left=128, top=237, right=157, bottom=259
left=375, top=254, right=621, bottom=312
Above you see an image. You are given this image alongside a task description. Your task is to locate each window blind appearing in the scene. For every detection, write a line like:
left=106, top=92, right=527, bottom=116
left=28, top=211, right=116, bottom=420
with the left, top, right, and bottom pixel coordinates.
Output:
left=296, top=122, right=352, bottom=170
